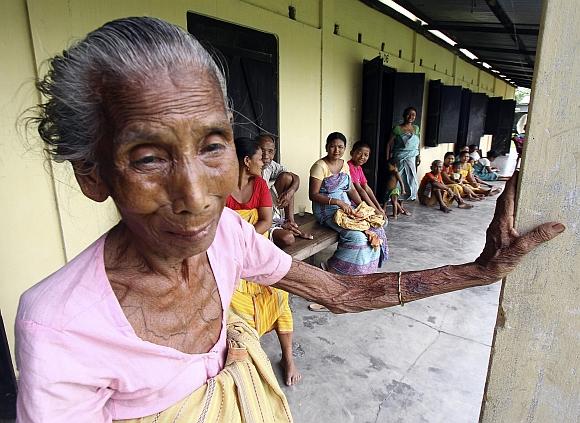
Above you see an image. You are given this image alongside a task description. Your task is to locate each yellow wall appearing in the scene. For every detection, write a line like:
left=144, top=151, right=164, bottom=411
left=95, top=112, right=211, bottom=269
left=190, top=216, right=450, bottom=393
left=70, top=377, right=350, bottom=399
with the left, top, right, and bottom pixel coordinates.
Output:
left=1, top=0, right=514, bottom=359
left=0, top=0, right=67, bottom=364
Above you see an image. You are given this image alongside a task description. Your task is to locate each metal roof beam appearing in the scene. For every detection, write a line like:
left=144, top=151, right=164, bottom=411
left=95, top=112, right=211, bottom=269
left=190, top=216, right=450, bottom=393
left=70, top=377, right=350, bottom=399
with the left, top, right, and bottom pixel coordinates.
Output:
left=482, top=58, right=534, bottom=67
left=459, top=45, right=536, bottom=55
left=484, top=0, right=535, bottom=68
left=432, top=21, right=539, bottom=35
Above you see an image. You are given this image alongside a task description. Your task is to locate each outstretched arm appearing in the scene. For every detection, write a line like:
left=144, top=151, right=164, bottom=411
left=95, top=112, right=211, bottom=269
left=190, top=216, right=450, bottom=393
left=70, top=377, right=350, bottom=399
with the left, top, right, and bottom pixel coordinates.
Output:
left=274, top=172, right=564, bottom=313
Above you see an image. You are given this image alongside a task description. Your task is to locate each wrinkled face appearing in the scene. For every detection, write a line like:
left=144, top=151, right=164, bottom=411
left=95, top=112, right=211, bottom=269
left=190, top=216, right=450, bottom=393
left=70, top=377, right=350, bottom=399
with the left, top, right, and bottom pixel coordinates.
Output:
left=326, top=138, right=346, bottom=160
left=404, top=110, right=416, bottom=124
left=245, top=148, right=264, bottom=177
left=431, top=161, right=443, bottom=174
left=259, top=138, right=276, bottom=166
left=460, top=152, right=470, bottom=163
left=444, top=155, right=455, bottom=166
left=351, top=147, right=370, bottom=166
left=99, top=67, right=237, bottom=259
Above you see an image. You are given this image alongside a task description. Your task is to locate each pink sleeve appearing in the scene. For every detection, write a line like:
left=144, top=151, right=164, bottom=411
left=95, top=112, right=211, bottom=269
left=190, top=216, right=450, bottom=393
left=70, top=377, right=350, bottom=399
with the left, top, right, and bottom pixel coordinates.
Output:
left=237, top=216, right=292, bottom=284
left=347, top=161, right=360, bottom=184
left=16, top=320, right=112, bottom=423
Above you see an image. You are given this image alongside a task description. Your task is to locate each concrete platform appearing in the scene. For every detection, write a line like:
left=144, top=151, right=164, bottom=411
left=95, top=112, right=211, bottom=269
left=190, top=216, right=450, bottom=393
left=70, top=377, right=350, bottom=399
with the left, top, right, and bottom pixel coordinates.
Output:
left=262, top=183, right=504, bottom=422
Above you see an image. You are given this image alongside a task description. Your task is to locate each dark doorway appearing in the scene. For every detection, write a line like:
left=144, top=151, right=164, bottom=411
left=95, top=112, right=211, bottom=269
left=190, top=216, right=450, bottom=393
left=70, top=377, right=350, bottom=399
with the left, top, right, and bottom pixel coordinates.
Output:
left=187, top=12, right=279, bottom=145
left=486, top=97, right=516, bottom=155
left=425, top=80, right=462, bottom=147
left=0, top=312, right=17, bottom=419
left=456, top=90, right=489, bottom=152
left=360, top=56, right=425, bottom=198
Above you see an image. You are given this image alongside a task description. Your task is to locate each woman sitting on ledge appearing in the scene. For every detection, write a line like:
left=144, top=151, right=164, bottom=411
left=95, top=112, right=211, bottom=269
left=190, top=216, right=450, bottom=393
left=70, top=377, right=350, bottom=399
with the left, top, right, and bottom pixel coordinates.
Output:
left=226, top=137, right=301, bottom=386
left=15, top=16, right=564, bottom=422
left=309, top=132, right=388, bottom=275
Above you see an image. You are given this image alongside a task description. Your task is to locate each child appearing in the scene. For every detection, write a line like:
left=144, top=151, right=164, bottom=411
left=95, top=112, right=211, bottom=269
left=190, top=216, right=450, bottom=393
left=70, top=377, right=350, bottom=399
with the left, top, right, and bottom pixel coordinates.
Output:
left=382, top=158, right=411, bottom=219
left=347, top=141, right=384, bottom=216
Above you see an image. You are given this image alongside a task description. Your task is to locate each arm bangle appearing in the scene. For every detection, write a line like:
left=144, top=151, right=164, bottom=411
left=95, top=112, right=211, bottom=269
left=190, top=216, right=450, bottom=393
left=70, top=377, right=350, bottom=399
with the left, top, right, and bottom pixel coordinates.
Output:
left=328, top=197, right=333, bottom=205
left=397, top=271, right=405, bottom=306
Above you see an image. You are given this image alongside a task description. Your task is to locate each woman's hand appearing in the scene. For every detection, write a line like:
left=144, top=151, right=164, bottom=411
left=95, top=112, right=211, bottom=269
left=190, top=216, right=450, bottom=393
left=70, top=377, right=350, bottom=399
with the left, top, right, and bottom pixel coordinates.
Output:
left=475, top=171, right=565, bottom=278
left=336, top=200, right=361, bottom=217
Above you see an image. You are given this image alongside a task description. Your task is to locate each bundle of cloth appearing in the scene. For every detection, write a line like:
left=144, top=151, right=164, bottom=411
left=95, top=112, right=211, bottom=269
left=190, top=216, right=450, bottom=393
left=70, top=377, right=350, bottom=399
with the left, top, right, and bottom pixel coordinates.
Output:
left=334, top=202, right=386, bottom=249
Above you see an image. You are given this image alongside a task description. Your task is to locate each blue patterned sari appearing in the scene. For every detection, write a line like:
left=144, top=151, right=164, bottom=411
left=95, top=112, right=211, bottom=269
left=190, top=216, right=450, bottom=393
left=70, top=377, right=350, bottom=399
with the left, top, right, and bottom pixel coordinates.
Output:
left=392, top=125, right=420, bottom=201
left=313, top=170, right=388, bottom=275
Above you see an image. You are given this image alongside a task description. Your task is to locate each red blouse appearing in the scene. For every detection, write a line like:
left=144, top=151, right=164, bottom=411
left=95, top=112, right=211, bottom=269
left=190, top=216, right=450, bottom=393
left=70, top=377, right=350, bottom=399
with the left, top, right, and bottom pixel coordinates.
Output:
left=226, top=176, right=272, bottom=210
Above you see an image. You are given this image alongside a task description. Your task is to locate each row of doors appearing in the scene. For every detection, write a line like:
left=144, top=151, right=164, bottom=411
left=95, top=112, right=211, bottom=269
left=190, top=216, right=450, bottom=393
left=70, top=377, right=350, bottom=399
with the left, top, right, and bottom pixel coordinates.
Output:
left=361, top=56, right=515, bottom=195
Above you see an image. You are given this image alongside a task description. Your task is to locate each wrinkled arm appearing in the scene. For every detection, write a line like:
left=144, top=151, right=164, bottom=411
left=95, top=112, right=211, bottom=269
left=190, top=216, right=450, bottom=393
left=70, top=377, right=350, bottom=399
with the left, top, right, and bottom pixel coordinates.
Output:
left=274, top=172, right=565, bottom=313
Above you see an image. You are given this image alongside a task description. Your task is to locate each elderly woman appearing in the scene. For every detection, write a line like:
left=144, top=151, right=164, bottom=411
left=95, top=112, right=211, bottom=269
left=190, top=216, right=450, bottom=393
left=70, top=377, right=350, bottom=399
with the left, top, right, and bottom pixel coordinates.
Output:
left=16, top=17, right=563, bottom=423
left=385, top=106, right=421, bottom=201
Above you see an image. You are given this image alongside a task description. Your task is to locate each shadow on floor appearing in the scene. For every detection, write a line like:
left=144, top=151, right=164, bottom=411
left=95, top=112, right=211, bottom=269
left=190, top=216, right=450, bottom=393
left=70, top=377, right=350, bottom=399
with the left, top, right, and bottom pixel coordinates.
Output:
left=262, top=182, right=504, bottom=423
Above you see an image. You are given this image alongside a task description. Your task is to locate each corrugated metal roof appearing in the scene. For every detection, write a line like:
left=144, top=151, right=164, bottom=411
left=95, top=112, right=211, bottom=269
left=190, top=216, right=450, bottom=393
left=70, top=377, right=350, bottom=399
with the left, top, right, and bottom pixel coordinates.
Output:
left=363, top=0, right=539, bottom=87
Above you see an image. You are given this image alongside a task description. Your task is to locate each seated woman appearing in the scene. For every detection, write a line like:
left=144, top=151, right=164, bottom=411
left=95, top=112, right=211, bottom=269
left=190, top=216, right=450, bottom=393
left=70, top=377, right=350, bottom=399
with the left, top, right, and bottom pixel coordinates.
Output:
left=310, top=132, right=388, bottom=275
left=458, top=151, right=501, bottom=195
left=226, top=137, right=301, bottom=386
left=441, top=152, right=483, bottom=201
left=473, top=150, right=510, bottom=181
left=347, top=141, right=385, bottom=216
left=419, top=160, right=473, bottom=213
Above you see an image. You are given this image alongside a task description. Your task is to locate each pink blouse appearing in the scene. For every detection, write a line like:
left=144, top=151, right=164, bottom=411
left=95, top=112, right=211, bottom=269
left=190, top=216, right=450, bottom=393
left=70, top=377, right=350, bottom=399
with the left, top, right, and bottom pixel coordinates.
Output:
left=347, top=160, right=368, bottom=185
left=15, top=208, right=292, bottom=422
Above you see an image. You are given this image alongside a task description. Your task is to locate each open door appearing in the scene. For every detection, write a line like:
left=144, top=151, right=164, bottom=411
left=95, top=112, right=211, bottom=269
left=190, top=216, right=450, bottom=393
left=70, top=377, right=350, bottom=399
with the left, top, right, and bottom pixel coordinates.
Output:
left=360, top=56, right=424, bottom=197
left=486, top=97, right=516, bottom=155
left=361, top=56, right=388, bottom=193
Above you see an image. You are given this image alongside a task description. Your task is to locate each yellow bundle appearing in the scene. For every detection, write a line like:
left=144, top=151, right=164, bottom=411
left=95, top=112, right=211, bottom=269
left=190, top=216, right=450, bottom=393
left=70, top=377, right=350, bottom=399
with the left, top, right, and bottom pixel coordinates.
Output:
left=333, top=201, right=385, bottom=231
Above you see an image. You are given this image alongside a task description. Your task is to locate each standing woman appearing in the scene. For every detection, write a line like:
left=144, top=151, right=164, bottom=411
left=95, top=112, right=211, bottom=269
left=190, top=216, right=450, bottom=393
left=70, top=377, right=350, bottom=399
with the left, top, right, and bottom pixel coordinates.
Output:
left=309, top=132, right=388, bottom=275
left=385, top=107, right=421, bottom=201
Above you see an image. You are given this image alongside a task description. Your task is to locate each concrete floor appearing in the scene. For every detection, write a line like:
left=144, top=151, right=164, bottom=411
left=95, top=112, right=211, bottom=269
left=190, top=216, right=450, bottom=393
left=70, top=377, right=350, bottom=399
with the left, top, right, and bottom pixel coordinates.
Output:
left=263, top=183, right=505, bottom=423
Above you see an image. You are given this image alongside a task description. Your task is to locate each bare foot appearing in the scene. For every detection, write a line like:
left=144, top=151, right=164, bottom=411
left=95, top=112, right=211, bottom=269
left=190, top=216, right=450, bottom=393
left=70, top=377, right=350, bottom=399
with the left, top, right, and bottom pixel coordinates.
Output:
left=391, top=214, right=398, bottom=220
left=297, top=231, right=314, bottom=240
left=440, top=206, right=452, bottom=213
left=281, top=356, right=302, bottom=386
left=402, top=210, right=412, bottom=216
left=458, top=203, right=474, bottom=209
